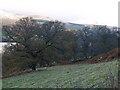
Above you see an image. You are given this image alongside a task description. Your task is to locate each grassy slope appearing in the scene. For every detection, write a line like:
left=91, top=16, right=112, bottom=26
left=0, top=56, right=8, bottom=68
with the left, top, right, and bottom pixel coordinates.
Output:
left=0, top=79, right=2, bottom=89
left=2, top=60, right=118, bottom=88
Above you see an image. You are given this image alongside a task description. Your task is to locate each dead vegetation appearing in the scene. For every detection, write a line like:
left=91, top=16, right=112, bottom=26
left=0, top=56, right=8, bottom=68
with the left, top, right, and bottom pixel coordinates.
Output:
left=81, top=48, right=120, bottom=64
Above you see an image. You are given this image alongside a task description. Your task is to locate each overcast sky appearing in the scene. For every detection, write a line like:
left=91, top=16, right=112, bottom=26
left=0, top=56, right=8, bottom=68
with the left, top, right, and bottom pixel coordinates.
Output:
left=0, top=0, right=119, bottom=26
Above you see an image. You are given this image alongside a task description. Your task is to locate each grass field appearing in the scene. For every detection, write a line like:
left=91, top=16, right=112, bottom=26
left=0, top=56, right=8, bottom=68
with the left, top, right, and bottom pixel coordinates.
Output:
left=0, top=79, right=2, bottom=90
left=2, top=60, right=118, bottom=88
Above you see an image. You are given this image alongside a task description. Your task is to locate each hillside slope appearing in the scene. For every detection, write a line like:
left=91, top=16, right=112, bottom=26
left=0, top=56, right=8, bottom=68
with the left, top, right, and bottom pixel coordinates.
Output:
left=82, top=48, right=120, bottom=64
left=2, top=60, right=118, bottom=88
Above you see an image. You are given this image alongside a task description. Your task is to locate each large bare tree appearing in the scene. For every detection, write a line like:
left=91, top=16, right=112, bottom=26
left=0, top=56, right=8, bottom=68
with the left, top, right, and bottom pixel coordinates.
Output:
left=3, top=17, right=67, bottom=70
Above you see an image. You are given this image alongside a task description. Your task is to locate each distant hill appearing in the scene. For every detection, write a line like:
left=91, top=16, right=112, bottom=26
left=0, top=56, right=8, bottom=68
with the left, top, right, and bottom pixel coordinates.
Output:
left=66, top=22, right=85, bottom=30
left=1, top=10, right=86, bottom=30
left=1, top=10, right=117, bottom=31
left=2, top=18, right=16, bottom=25
left=0, top=10, right=52, bottom=25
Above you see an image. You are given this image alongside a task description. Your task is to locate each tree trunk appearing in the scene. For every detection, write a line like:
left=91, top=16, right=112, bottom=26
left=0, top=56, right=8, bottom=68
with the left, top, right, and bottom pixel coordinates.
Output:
left=31, top=63, right=36, bottom=71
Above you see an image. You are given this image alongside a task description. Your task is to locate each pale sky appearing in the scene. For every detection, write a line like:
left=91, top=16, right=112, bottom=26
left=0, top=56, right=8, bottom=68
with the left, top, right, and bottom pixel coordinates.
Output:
left=0, top=0, right=119, bottom=26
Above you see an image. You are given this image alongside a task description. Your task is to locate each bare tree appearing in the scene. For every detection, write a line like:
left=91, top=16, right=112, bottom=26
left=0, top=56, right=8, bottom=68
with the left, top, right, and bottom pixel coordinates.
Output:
left=3, top=17, right=66, bottom=70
